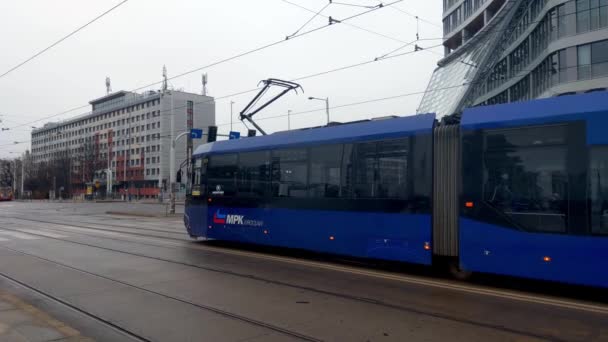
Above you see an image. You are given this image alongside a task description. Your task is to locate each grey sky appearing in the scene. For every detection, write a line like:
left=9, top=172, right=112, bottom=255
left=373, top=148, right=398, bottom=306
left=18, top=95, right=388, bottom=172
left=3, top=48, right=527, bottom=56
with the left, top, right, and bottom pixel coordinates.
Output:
left=0, top=0, right=443, bottom=158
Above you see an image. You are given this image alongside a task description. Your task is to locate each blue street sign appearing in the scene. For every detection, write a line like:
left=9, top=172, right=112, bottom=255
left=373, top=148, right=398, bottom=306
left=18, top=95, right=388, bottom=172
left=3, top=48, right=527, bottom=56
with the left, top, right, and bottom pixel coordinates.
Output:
left=190, top=129, right=203, bottom=139
left=229, top=131, right=241, bottom=140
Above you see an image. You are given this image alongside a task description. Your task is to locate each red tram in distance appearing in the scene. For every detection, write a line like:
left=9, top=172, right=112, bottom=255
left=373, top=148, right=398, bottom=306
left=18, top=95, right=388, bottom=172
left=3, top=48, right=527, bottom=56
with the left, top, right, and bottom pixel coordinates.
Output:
left=0, top=187, right=13, bottom=201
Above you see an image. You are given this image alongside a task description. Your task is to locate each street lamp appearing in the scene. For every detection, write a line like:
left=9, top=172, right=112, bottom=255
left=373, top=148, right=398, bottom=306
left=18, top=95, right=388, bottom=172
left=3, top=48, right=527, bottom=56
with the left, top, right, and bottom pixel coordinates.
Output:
left=308, top=97, right=330, bottom=125
left=230, top=101, right=235, bottom=132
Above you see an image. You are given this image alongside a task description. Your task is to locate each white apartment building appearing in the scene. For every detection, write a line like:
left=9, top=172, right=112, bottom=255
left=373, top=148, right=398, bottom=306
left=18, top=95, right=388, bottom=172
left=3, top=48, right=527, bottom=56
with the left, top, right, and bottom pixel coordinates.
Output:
left=31, top=90, right=215, bottom=197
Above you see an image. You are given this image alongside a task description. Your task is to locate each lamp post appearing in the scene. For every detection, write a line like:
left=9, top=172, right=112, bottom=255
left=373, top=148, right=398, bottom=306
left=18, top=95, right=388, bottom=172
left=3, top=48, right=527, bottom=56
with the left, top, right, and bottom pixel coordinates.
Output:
left=230, top=101, right=235, bottom=132
left=308, top=97, right=330, bottom=125
left=169, top=131, right=190, bottom=215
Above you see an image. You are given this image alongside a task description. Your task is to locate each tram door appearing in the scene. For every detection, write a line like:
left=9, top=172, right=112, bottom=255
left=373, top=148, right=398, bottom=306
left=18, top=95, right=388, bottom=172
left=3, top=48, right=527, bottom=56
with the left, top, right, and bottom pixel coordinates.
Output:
left=185, top=157, right=208, bottom=237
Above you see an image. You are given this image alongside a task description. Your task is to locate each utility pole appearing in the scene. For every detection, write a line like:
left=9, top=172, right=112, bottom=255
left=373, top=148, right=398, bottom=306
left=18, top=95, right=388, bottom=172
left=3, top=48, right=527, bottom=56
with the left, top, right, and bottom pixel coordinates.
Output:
left=124, top=109, right=131, bottom=201
left=308, top=97, right=330, bottom=125
left=169, top=92, right=176, bottom=214
left=12, top=160, right=17, bottom=196
left=20, top=153, right=24, bottom=199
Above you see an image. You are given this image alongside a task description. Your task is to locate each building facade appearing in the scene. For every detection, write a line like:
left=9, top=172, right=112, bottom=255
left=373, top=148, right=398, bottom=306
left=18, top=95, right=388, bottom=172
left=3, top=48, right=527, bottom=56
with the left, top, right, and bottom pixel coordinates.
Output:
left=31, top=90, right=215, bottom=198
left=419, top=0, right=608, bottom=117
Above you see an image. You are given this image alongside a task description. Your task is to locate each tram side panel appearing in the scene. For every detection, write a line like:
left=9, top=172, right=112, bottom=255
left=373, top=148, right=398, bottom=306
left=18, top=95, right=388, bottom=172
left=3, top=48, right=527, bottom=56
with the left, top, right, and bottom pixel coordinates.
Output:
left=201, top=133, right=435, bottom=265
left=459, top=94, right=608, bottom=288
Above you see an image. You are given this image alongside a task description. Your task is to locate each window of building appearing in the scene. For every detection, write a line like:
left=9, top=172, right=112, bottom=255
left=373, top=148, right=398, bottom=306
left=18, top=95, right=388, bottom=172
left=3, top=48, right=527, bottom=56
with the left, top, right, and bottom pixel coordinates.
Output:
left=558, top=4, right=569, bottom=38
left=482, top=125, right=569, bottom=233
left=309, top=145, right=342, bottom=198
left=578, top=44, right=592, bottom=79
left=271, top=149, right=308, bottom=198
left=592, top=39, right=608, bottom=76
left=601, top=0, right=608, bottom=27
left=237, top=151, right=270, bottom=197
left=578, top=0, right=591, bottom=33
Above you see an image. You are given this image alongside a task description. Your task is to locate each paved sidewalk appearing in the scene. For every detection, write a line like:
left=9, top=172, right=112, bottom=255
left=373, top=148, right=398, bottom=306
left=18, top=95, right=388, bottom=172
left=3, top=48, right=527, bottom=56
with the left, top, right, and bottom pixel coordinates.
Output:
left=0, top=291, right=92, bottom=342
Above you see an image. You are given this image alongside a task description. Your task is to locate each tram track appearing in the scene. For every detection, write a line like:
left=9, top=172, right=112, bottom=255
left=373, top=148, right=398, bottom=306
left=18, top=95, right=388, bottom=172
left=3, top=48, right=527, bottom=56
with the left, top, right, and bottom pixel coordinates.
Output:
left=0, top=270, right=151, bottom=342
left=0, top=221, right=596, bottom=341
left=1, top=215, right=189, bottom=241
left=4, top=216, right=608, bottom=314
left=0, top=243, right=323, bottom=342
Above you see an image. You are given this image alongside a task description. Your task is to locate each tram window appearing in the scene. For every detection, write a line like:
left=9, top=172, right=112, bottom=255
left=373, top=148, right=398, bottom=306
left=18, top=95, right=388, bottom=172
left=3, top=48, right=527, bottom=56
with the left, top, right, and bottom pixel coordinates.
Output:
left=590, top=147, right=608, bottom=235
left=341, top=144, right=354, bottom=198
left=272, top=149, right=308, bottom=198
left=190, top=158, right=204, bottom=196
left=238, top=151, right=270, bottom=197
left=208, top=154, right=238, bottom=196
left=309, top=145, right=342, bottom=198
left=483, top=125, right=569, bottom=233
left=353, top=142, right=377, bottom=198
left=376, top=139, right=409, bottom=199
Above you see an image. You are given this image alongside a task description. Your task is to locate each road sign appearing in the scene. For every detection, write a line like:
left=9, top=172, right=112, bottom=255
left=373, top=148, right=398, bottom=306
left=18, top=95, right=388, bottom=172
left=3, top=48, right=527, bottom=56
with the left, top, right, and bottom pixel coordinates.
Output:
left=229, top=131, right=241, bottom=140
left=190, top=129, right=203, bottom=139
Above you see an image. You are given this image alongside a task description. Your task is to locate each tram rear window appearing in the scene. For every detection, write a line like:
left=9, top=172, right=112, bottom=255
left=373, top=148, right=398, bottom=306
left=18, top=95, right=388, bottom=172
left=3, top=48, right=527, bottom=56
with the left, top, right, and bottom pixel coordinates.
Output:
left=482, top=125, right=569, bottom=233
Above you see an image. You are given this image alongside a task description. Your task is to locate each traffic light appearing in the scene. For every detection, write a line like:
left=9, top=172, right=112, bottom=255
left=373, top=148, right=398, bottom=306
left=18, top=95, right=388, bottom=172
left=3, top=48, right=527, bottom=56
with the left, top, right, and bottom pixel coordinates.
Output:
left=247, top=129, right=256, bottom=137
left=207, top=126, right=218, bottom=142
left=176, top=169, right=182, bottom=183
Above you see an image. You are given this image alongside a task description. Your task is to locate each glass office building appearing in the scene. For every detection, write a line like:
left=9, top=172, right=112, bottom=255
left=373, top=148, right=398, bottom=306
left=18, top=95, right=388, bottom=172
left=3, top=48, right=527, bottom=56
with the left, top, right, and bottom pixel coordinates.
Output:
left=419, top=0, right=608, bottom=117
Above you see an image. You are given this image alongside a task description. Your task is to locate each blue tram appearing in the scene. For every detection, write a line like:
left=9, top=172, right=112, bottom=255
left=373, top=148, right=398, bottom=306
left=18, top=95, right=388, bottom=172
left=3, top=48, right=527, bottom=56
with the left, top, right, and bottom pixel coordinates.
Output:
left=185, top=92, right=608, bottom=288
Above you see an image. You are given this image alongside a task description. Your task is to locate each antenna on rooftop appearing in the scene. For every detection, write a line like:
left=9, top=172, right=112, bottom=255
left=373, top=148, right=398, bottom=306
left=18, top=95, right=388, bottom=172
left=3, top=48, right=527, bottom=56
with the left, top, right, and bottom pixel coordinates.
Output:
left=202, top=73, right=208, bottom=96
left=162, top=65, right=168, bottom=94
left=105, top=77, right=112, bottom=95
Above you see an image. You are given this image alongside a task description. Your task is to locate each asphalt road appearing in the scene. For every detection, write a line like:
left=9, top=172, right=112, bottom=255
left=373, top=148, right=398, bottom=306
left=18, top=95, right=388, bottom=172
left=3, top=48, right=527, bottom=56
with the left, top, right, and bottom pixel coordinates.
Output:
left=0, top=201, right=606, bottom=341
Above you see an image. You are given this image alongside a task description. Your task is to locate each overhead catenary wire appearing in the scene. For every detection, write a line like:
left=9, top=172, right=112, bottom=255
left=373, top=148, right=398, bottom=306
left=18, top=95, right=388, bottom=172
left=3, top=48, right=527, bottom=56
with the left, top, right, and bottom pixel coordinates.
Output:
left=389, top=4, right=442, bottom=28
left=7, top=0, right=405, bottom=132
left=281, top=0, right=417, bottom=45
left=129, top=0, right=406, bottom=94
left=0, top=0, right=130, bottom=81
left=9, top=53, right=604, bottom=155
left=286, top=2, right=332, bottom=39
left=17, top=41, right=444, bottom=145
